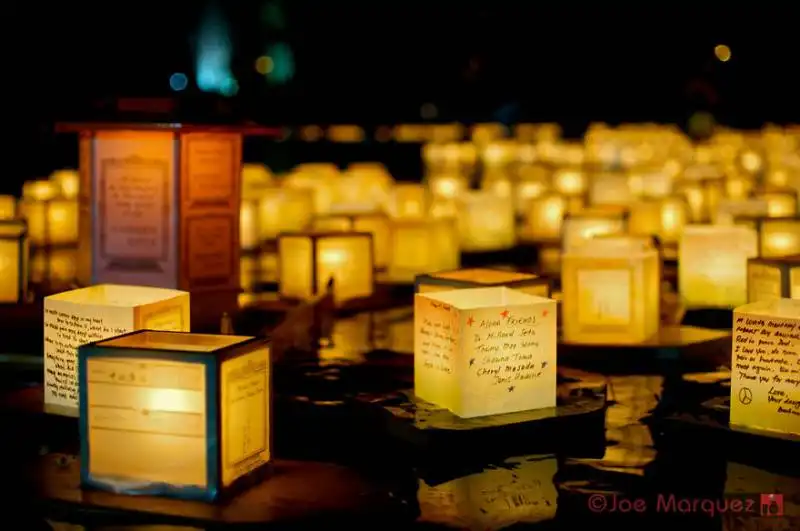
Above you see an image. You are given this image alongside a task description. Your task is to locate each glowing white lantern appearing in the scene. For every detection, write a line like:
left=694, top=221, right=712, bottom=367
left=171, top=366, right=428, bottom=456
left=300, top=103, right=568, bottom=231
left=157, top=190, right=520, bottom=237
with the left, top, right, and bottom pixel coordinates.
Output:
left=387, top=219, right=459, bottom=282
left=457, top=192, right=515, bottom=252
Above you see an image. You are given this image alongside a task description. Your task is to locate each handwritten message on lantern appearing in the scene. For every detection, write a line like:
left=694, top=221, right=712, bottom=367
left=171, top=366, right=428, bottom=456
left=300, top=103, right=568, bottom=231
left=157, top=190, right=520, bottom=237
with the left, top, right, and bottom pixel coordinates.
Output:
left=731, top=299, right=800, bottom=436
left=415, top=287, right=557, bottom=418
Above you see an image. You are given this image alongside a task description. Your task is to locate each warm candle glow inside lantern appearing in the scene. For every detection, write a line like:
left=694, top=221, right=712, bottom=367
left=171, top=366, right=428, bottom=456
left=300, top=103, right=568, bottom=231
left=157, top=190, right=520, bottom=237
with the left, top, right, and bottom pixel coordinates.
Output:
left=561, top=210, right=627, bottom=251
left=240, top=186, right=265, bottom=250
left=416, top=268, right=550, bottom=298
left=311, top=213, right=391, bottom=270
left=457, top=192, right=515, bottom=251
left=562, top=237, right=660, bottom=344
left=724, top=173, right=755, bottom=200
left=44, top=284, right=191, bottom=411
left=283, top=165, right=339, bottom=214
left=277, top=232, right=374, bottom=304
left=50, top=170, right=80, bottom=199
left=257, top=187, right=314, bottom=240
left=0, top=220, right=28, bottom=303
left=513, top=165, right=550, bottom=213
left=241, top=163, right=272, bottom=188
left=756, top=218, right=800, bottom=258
left=714, top=198, right=769, bottom=225
left=679, top=225, right=758, bottom=308
left=388, top=183, right=428, bottom=219
left=79, top=330, right=271, bottom=501
left=755, top=190, right=798, bottom=217
left=18, top=197, right=79, bottom=247
left=336, top=165, right=393, bottom=211
left=387, top=218, right=460, bottom=282
left=428, top=174, right=468, bottom=200
left=414, top=287, right=557, bottom=418
left=0, top=195, right=16, bottom=219
left=30, top=247, right=77, bottom=290
left=522, top=194, right=567, bottom=242
left=553, top=168, right=587, bottom=196
left=628, top=197, right=688, bottom=244
left=628, top=166, right=673, bottom=199
left=730, top=299, right=800, bottom=437
left=23, top=180, right=59, bottom=201
left=747, top=256, right=800, bottom=302
left=676, top=178, right=724, bottom=223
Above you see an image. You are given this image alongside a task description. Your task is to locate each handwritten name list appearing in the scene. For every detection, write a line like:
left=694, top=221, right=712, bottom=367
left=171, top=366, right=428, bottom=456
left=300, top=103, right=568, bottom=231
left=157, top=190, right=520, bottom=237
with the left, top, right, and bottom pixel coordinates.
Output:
left=732, top=314, right=800, bottom=435
left=44, top=307, right=128, bottom=408
left=466, top=312, right=546, bottom=388
left=418, top=301, right=457, bottom=375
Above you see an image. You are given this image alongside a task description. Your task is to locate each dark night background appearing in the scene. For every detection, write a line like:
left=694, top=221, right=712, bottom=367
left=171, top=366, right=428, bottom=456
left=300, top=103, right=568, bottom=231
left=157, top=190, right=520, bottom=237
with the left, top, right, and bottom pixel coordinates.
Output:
left=4, top=2, right=799, bottom=188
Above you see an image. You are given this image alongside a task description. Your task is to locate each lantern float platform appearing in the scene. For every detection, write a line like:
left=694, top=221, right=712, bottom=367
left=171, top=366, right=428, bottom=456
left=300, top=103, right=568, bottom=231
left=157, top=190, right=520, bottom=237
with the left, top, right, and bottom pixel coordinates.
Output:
left=354, top=370, right=607, bottom=463
left=648, top=396, right=800, bottom=477
left=681, top=308, right=734, bottom=330
left=557, top=325, right=731, bottom=373
left=18, top=452, right=410, bottom=528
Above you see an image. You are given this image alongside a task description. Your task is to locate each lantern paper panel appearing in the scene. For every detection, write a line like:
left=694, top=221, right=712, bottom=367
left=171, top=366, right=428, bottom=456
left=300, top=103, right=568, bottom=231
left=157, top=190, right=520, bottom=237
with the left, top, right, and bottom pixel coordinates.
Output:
left=312, top=213, right=391, bottom=270
left=416, top=268, right=550, bottom=298
left=388, top=183, right=428, bottom=219
left=561, top=238, right=660, bottom=344
left=0, top=220, right=28, bottom=303
left=51, top=169, right=80, bottom=199
left=679, top=225, right=758, bottom=309
left=457, top=192, right=516, bottom=252
left=589, top=172, right=632, bottom=206
left=757, top=218, right=800, bottom=258
left=755, top=190, right=798, bottom=217
left=522, top=194, right=567, bottom=242
left=714, top=198, right=769, bottom=225
left=747, top=256, right=800, bottom=302
left=44, top=284, right=190, bottom=411
left=729, top=299, right=800, bottom=437
left=414, top=287, right=557, bottom=418
left=277, top=232, right=374, bottom=303
left=387, top=219, right=460, bottom=282
left=79, top=330, right=271, bottom=501
left=628, top=198, right=688, bottom=244
left=0, top=195, right=16, bottom=219
left=30, top=247, right=77, bottom=290
left=428, top=174, right=468, bottom=200
left=23, top=180, right=59, bottom=201
left=258, top=187, right=314, bottom=240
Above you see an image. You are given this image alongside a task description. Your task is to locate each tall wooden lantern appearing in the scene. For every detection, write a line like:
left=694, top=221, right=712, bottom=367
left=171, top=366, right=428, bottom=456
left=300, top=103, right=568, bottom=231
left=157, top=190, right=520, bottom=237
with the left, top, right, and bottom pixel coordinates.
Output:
left=58, top=122, right=278, bottom=329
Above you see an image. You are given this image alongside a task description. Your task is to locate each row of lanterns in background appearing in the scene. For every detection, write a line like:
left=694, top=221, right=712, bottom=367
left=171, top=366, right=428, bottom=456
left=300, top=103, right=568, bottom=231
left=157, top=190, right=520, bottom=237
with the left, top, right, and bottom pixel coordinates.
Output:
left=1, top=123, right=799, bottom=316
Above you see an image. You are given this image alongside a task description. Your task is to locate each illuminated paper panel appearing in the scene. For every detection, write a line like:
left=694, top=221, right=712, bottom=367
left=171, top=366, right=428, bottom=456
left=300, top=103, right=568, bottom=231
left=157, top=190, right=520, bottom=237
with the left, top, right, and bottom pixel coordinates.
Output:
left=758, top=218, right=800, bottom=258
left=747, top=256, right=800, bottom=302
left=414, top=287, right=557, bottom=418
left=562, top=238, right=660, bottom=344
left=0, top=195, right=16, bottom=219
left=457, top=192, right=516, bottom=252
left=561, top=212, right=627, bottom=252
left=0, top=220, right=28, bottom=303
left=79, top=330, right=270, bottom=501
left=388, top=219, right=460, bottom=283
left=44, top=284, right=190, bottom=411
left=312, top=213, right=391, bottom=269
left=415, top=268, right=550, bottom=298
left=730, top=299, right=800, bottom=437
left=18, top=198, right=79, bottom=246
left=522, top=195, right=566, bottom=242
left=679, top=225, right=758, bottom=308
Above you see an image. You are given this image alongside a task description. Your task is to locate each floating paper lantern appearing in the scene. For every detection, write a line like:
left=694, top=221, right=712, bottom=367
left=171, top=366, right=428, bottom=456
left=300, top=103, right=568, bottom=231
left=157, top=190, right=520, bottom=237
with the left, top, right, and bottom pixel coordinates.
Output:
left=414, top=287, right=557, bottom=418
left=0, top=195, right=16, bottom=219
left=513, top=165, right=550, bottom=213
left=336, top=164, right=393, bottom=211
left=258, top=187, right=315, bottom=241
left=628, top=166, right=673, bottom=199
left=78, top=330, right=271, bottom=501
left=241, top=163, right=272, bottom=190
left=283, top=164, right=339, bottom=214
left=754, top=189, right=798, bottom=217
left=457, top=192, right=516, bottom=252
left=22, top=180, right=59, bottom=201
left=628, top=197, right=689, bottom=244
left=387, top=183, right=428, bottom=219
left=416, top=268, right=550, bottom=297
left=522, top=194, right=567, bottom=242
left=679, top=225, right=758, bottom=308
left=714, top=198, right=769, bottom=225
left=589, top=171, right=632, bottom=206
left=562, top=237, right=660, bottom=344
left=561, top=210, right=627, bottom=252
left=552, top=168, right=587, bottom=197
left=277, top=231, right=374, bottom=304
left=729, top=299, right=800, bottom=437
left=30, top=247, right=77, bottom=290
left=427, top=174, right=468, bottom=201
left=50, top=170, right=80, bottom=200
left=0, top=220, right=28, bottom=303
left=387, top=219, right=460, bottom=282
left=312, top=213, right=391, bottom=270
left=240, top=185, right=266, bottom=251
left=44, top=284, right=190, bottom=411
left=676, top=178, right=725, bottom=223
left=18, top=196, right=79, bottom=247
left=747, top=256, right=800, bottom=302
left=756, top=217, right=800, bottom=258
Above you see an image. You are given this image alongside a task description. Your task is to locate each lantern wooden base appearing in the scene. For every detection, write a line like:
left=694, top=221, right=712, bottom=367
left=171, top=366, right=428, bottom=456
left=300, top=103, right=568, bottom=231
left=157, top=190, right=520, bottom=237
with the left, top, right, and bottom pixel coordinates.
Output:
left=649, top=396, right=800, bottom=477
left=681, top=308, right=734, bottom=330
left=558, top=325, right=730, bottom=373
left=355, top=373, right=607, bottom=463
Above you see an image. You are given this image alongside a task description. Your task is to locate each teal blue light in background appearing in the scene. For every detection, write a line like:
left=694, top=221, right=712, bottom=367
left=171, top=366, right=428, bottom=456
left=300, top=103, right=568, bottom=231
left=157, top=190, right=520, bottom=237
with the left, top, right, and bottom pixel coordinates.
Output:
left=266, top=42, right=295, bottom=84
left=196, top=3, right=238, bottom=96
left=169, top=73, right=189, bottom=91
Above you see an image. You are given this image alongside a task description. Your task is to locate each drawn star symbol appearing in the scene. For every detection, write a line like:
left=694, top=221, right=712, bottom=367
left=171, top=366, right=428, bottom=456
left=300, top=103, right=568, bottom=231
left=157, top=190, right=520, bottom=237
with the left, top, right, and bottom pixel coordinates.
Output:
left=500, top=310, right=510, bottom=319
left=508, top=385, right=515, bottom=392
left=469, top=358, right=475, bottom=367
left=542, top=309, right=549, bottom=317
left=467, top=316, right=474, bottom=326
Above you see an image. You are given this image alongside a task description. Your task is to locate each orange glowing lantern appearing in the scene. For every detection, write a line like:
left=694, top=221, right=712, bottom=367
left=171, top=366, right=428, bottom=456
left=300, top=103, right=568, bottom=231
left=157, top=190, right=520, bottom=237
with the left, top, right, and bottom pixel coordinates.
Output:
left=0, top=220, right=28, bottom=303
left=457, top=192, right=516, bottom=252
left=521, top=194, right=567, bottom=243
left=747, top=255, right=800, bottom=302
left=415, top=268, right=550, bottom=298
left=754, top=217, right=800, bottom=258
left=277, top=231, right=374, bottom=304
left=387, top=183, right=428, bottom=219
left=312, top=212, right=392, bottom=270
left=387, top=218, right=460, bottom=282
left=57, top=121, right=279, bottom=327
left=754, top=189, right=798, bottom=217
left=628, top=197, right=689, bottom=244
left=561, top=209, right=627, bottom=252
left=0, top=195, right=16, bottom=220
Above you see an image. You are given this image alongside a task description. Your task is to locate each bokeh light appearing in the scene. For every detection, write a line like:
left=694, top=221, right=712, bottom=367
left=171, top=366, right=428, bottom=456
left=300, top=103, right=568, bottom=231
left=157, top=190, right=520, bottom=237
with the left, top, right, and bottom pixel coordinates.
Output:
left=255, top=56, right=274, bottom=75
left=169, top=73, right=188, bottom=91
left=714, top=44, right=731, bottom=62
